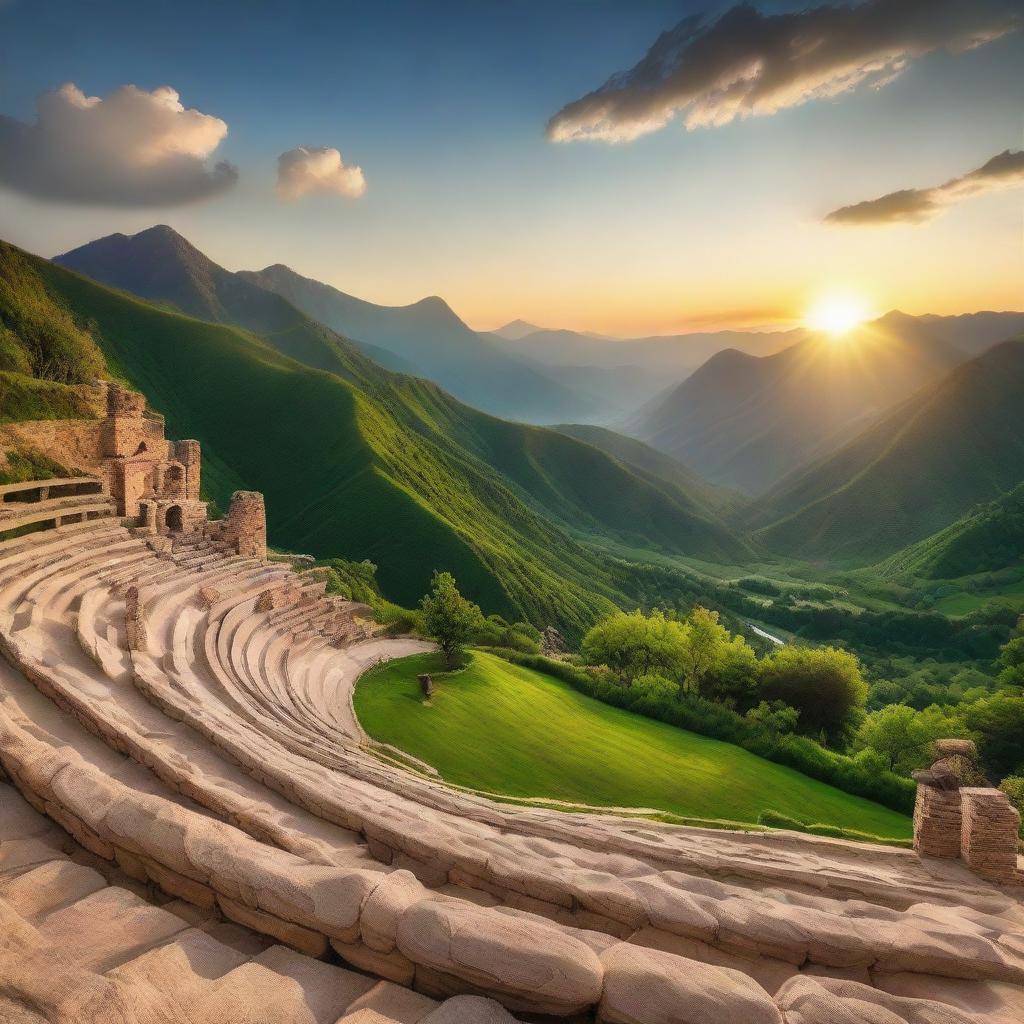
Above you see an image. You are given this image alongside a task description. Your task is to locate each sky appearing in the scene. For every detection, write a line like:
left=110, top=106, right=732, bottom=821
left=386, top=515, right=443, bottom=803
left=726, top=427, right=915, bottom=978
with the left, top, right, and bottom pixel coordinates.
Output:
left=1, top=0, right=1022, bottom=336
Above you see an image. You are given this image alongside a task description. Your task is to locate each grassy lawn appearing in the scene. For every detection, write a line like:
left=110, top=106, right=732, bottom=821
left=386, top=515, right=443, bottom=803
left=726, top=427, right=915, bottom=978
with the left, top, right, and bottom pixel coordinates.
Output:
left=355, top=650, right=911, bottom=839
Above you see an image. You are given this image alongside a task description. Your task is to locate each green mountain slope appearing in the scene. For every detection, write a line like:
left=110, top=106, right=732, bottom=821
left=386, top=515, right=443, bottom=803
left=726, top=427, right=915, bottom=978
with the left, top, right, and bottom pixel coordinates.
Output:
left=750, top=339, right=1024, bottom=562
left=552, top=423, right=743, bottom=517
left=879, top=481, right=1024, bottom=580
left=51, top=229, right=749, bottom=566
left=630, top=315, right=966, bottom=495
left=53, top=225, right=416, bottom=375
left=58, top=230, right=596, bottom=424
left=3, top=240, right=750, bottom=632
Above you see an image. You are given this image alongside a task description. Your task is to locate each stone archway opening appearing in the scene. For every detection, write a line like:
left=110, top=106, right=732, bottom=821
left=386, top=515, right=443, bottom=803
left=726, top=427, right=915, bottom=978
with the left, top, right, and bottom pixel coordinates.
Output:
left=165, top=505, right=183, bottom=532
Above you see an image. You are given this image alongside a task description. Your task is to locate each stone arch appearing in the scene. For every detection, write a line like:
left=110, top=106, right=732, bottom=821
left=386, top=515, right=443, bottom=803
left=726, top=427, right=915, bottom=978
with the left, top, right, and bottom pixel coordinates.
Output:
left=164, top=505, right=183, bottom=532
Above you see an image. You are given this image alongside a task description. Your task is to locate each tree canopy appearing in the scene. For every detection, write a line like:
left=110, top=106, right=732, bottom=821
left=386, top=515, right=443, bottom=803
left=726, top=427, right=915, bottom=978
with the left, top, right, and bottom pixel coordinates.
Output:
left=420, top=571, right=484, bottom=670
left=758, top=645, right=868, bottom=744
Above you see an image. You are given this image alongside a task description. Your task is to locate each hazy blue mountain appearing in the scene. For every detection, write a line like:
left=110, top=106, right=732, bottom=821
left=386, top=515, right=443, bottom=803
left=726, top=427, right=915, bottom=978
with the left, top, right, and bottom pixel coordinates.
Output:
left=239, top=263, right=601, bottom=424
left=629, top=315, right=973, bottom=494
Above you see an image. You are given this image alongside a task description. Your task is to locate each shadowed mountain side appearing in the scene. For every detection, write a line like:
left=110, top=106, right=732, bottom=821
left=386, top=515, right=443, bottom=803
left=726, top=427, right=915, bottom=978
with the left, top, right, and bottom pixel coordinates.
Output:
left=237, top=261, right=599, bottom=424
left=628, top=316, right=969, bottom=494
left=878, top=481, right=1024, bottom=581
left=748, top=339, right=1024, bottom=563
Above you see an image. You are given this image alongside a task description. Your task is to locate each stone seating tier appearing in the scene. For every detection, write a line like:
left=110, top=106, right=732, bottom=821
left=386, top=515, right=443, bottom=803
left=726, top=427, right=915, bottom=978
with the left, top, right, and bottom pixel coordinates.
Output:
left=0, top=517, right=1022, bottom=1022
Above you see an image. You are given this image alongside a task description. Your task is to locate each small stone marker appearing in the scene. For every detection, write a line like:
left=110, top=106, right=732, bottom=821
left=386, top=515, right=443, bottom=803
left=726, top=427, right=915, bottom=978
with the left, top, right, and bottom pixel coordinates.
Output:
left=418, top=673, right=434, bottom=699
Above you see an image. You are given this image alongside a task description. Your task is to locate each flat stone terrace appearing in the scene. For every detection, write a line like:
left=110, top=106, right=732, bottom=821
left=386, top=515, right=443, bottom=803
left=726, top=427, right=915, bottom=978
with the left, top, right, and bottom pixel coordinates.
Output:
left=0, top=505, right=1022, bottom=1022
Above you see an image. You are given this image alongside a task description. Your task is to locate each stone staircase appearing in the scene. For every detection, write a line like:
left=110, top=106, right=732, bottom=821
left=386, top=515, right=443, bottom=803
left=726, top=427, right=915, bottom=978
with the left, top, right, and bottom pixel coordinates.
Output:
left=0, top=781, right=508, bottom=1023
left=0, top=496, right=1022, bottom=1022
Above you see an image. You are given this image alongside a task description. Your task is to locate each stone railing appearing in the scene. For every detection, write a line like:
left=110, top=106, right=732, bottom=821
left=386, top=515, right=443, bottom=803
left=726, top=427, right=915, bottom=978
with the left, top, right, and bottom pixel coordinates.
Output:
left=913, top=739, right=1022, bottom=885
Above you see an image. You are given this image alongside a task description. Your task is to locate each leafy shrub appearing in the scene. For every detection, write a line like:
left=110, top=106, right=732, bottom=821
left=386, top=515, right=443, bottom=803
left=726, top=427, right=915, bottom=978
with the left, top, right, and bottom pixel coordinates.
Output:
left=374, top=600, right=422, bottom=635
left=999, top=776, right=1024, bottom=837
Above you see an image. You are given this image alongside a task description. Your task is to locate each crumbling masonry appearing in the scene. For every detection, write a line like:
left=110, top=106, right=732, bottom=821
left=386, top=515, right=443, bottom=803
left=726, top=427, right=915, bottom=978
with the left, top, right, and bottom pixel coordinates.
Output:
left=913, top=739, right=1022, bottom=884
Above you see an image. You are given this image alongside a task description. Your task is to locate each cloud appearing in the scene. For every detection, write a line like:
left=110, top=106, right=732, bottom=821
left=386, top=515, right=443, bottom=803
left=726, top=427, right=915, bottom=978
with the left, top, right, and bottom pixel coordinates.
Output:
left=826, top=149, right=1024, bottom=225
left=546, top=0, right=1022, bottom=143
left=0, top=83, right=238, bottom=205
left=276, top=146, right=366, bottom=201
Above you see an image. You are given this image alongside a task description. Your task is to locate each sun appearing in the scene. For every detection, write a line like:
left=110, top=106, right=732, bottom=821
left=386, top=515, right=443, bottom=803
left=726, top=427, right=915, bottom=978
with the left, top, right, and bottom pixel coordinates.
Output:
left=805, top=291, right=874, bottom=336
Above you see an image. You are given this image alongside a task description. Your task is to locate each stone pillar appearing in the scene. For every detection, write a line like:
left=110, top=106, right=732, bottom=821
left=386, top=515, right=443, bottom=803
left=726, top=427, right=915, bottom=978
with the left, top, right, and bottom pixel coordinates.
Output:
left=960, top=789, right=1021, bottom=884
left=911, top=738, right=976, bottom=860
left=175, top=440, right=202, bottom=500
left=222, top=491, right=267, bottom=560
left=913, top=785, right=962, bottom=859
left=124, top=585, right=148, bottom=652
left=418, top=674, right=434, bottom=699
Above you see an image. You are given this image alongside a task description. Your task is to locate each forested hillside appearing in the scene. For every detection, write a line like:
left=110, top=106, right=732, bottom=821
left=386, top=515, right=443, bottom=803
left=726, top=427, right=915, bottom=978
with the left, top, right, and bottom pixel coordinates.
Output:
left=751, top=339, right=1024, bottom=561
left=2, top=240, right=751, bottom=635
left=630, top=316, right=965, bottom=494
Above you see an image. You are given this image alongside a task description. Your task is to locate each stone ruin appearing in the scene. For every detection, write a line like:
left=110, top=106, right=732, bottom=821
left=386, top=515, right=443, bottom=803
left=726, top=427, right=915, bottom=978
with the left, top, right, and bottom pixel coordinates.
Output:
left=541, top=625, right=568, bottom=658
left=913, top=738, right=1022, bottom=884
left=0, top=380, right=266, bottom=558
left=0, top=398, right=1023, bottom=1022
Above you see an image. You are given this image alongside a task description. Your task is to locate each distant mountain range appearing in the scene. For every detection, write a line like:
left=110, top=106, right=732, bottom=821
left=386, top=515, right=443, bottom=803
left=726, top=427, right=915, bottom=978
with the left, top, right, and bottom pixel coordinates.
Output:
left=748, top=338, right=1024, bottom=562
left=55, top=227, right=599, bottom=426
left=3, top=236, right=750, bottom=635
left=30, top=224, right=1024, bottom=588
left=490, top=319, right=801, bottom=373
left=627, top=311, right=1024, bottom=495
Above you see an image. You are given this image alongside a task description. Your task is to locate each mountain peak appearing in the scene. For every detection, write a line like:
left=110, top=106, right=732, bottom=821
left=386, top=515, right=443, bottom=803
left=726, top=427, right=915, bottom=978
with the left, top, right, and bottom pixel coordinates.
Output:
left=494, top=318, right=545, bottom=340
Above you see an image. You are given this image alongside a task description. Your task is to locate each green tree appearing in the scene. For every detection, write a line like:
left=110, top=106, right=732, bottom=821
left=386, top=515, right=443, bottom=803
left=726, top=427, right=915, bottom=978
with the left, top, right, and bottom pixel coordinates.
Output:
left=419, top=571, right=484, bottom=670
left=581, top=609, right=689, bottom=683
left=703, top=632, right=759, bottom=706
left=678, top=606, right=730, bottom=696
left=758, top=645, right=868, bottom=745
left=745, top=700, right=799, bottom=736
left=999, top=776, right=1024, bottom=837
left=996, top=623, right=1024, bottom=689
left=854, top=704, right=970, bottom=775
left=963, top=692, right=1024, bottom=780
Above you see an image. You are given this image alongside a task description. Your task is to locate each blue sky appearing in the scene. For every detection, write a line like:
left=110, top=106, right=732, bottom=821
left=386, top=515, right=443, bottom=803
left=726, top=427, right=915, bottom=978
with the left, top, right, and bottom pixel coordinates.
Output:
left=2, top=0, right=1022, bottom=333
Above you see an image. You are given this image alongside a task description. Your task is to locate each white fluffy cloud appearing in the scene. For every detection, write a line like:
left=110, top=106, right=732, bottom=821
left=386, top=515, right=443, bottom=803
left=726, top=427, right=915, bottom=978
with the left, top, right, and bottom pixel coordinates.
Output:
left=0, top=83, right=238, bottom=205
left=826, top=149, right=1024, bottom=225
left=276, top=146, right=366, bottom=201
left=547, top=0, right=1021, bottom=143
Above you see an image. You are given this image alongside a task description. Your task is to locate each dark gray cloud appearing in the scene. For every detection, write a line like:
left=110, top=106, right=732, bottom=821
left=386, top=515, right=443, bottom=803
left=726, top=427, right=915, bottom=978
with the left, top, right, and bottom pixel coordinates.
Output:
left=826, top=149, right=1024, bottom=224
left=547, top=0, right=1022, bottom=143
left=0, top=83, right=238, bottom=206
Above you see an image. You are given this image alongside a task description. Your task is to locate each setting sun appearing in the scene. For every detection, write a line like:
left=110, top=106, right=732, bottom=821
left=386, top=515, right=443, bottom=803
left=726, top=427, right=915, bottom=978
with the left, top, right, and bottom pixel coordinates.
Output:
left=806, top=292, right=874, bottom=336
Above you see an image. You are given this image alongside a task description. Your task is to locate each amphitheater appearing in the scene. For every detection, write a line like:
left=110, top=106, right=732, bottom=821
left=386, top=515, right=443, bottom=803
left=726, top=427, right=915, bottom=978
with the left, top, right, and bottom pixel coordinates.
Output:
left=1, top=385, right=1023, bottom=1024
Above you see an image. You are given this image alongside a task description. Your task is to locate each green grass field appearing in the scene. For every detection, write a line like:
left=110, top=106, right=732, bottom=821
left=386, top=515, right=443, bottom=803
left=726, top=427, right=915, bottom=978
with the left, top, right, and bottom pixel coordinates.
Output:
left=355, top=650, right=912, bottom=838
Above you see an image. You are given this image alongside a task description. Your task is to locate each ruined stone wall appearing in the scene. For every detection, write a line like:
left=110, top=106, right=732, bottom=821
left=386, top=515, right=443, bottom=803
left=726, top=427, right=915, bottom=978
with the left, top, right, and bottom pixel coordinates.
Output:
left=220, top=491, right=267, bottom=559
left=174, top=440, right=202, bottom=500
left=913, top=786, right=962, bottom=859
left=0, top=420, right=106, bottom=481
left=960, top=789, right=1022, bottom=884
